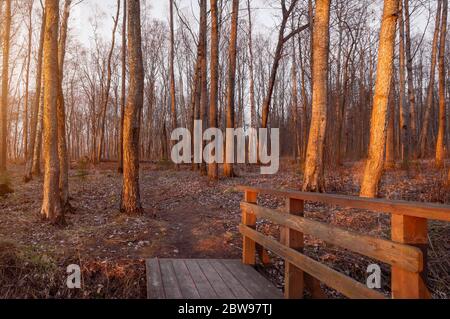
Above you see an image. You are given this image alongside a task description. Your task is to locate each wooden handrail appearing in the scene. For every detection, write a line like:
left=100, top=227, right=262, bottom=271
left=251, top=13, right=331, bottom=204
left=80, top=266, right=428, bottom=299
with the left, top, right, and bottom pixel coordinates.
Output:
left=236, top=185, right=450, bottom=222
left=238, top=186, right=445, bottom=299
left=240, top=225, right=386, bottom=299
left=241, top=202, right=423, bottom=273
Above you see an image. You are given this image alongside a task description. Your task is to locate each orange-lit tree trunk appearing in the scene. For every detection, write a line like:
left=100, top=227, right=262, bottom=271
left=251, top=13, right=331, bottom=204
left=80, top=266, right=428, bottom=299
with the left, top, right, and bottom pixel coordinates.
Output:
left=360, top=0, right=399, bottom=198
left=435, top=0, right=447, bottom=168
left=223, top=0, right=239, bottom=178
left=0, top=0, right=11, bottom=174
left=121, top=0, right=144, bottom=215
left=24, top=9, right=46, bottom=182
left=302, top=0, right=330, bottom=192
left=208, top=0, right=219, bottom=180
left=41, top=0, right=64, bottom=224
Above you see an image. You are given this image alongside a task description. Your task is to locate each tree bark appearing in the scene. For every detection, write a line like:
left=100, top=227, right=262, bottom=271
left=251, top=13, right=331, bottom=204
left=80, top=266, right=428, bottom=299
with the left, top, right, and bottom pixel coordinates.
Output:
left=121, top=0, right=144, bottom=215
left=41, top=0, right=64, bottom=224
left=23, top=0, right=34, bottom=162
left=198, top=0, right=208, bottom=175
left=57, top=0, right=72, bottom=209
left=418, top=0, right=441, bottom=158
left=403, top=0, right=417, bottom=151
left=302, top=0, right=330, bottom=192
left=360, top=0, right=399, bottom=198
left=98, top=0, right=120, bottom=163
left=169, top=0, right=178, bottom=157
left=0, top=0, right=11, bottom=174
left=223, top=0, right=239, bottom=178
left=208, top=0, right=219, bottom=180
left=24, top=9, right=46, bottom=182
left=118, top=0, right=127, bottom=174
left=436, top=0, right=447, bottom=168
left=398, top=0, right=410, bottom=166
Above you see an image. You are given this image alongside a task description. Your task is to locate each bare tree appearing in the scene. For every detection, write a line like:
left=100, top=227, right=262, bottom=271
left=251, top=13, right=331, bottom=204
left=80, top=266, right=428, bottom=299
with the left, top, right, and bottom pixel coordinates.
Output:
left=118, top=0, right=127, bottom=174
left=0, top=0, right=11, bottom=174
left=418, top=1, right=442, bottom=158
left=121, top=0, right=144, bottom=215
left=302, top=0, right=330, bottom=192
left=208, top=0, right=219, bottom=180
left=223, top=0, right=239, bottom=178
left=360, top=0, right=400, bottom=198
left=41, top=0, right=64, bottom=224
left=436, top=0, right=447, bottom=168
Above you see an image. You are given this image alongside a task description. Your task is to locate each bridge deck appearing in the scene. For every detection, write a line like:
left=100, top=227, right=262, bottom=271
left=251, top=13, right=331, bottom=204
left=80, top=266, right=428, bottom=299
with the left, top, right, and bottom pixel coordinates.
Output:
left=146, top=259, right=283, bottom=299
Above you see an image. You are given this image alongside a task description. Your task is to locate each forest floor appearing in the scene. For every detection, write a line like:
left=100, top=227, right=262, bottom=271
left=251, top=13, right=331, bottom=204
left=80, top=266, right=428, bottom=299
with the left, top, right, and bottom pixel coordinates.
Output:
left=0, top=159, right=449, bottom=299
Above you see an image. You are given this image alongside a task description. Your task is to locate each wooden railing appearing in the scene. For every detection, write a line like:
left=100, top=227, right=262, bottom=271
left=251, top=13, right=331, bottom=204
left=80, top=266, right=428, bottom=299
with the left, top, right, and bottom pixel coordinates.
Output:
left=237, top=185, right=450, bottom=299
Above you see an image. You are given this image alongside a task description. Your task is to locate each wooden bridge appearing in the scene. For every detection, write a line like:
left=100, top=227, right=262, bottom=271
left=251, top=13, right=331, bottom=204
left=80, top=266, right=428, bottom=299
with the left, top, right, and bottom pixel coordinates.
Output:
left=146, top=186, right=450, bottom=299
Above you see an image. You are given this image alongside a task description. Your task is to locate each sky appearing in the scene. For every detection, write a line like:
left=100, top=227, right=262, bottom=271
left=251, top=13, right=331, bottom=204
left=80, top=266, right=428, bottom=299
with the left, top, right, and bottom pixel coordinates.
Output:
left=71, top=0, right=433, bottom=51
left=72, top=0, right=285, bottom=48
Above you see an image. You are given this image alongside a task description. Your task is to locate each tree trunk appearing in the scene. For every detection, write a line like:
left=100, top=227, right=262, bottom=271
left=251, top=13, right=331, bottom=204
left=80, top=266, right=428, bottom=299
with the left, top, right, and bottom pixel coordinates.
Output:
left=247, top=0, right=256, bottom=129
left=121, top=0, right=144, bottom=215
left=436, top=0, right=448, bottom=168
left=118, top=0, right=127, bottom=174
left=198, top=0, right=208, bottom=176
left=41, top=0, right=64, bottom=224
left=169, top=0, right=178, bottom=157
left=57, top=0, right=72, bottom=209
left=398, top=0, right=410, bottom=166
left=223, top=0, right=239, bottom=178
left=360, top=0, right=399, bottom=198
left=98, top=0, right=120, bottom=163
left=302, top=0, right=330, bottom=192
left=23, top=0, right=34, bottom=163
left=0, top=0, right=11, bottom=174
left=418, top=0, right=442, bottom=158
left=24, top=9, right=46, bottom=182
left=403, top=0, right=417, bottom=152
left=208, top=0, right=219, bottom=180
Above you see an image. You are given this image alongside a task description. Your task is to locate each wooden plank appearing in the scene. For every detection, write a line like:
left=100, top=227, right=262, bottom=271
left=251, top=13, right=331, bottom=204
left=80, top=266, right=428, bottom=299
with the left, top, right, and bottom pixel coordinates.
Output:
left=391, top=215, right=430, bottom=299
left=146, top=259, right=165, bottom=299
left=196, top=259, right=236, bottom=299
left=236, top=186, right=450, bottom=222
left=241, top=202, right=423, bottom=273
left=172, top=259, right=201, bottom=299
left=239, top=224, right=386, bottom=299
left=242, top=190, right=257, bottom=265
left=209, top=260, right=254, bottom=299
left=184, top=259, right=218, bottom=299
left=221, top=259, right=283, bottom=299
left=159, top=259, right=183, bottom=299
left=284, top=198, right=305, bottom=299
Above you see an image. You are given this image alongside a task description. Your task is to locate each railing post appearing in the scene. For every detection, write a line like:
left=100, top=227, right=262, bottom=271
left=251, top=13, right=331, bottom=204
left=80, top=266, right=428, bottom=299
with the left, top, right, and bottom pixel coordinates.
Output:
left=242, top=190, right=257, bottom=265
left=391, top=214, right=430, bottom=299
left=284, top=197, right=305, bottom=299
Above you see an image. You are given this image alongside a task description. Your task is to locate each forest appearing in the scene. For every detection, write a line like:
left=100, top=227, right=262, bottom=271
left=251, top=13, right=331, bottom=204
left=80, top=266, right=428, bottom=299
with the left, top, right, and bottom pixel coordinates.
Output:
left=0, top=0, right=449, bottom=300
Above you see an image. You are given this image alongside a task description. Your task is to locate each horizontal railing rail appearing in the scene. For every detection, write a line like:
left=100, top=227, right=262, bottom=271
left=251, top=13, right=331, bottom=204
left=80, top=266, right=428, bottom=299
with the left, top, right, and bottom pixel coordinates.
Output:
left=237, top=185, right=449, bottom=299
left=236, top=186, right=450, bottom=222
